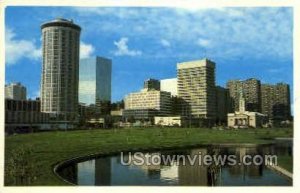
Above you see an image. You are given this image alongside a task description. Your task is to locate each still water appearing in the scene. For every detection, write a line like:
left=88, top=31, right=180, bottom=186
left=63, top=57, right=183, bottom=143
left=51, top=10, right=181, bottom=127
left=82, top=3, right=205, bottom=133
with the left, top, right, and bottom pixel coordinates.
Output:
left=58, top=140, right=292, bottom=186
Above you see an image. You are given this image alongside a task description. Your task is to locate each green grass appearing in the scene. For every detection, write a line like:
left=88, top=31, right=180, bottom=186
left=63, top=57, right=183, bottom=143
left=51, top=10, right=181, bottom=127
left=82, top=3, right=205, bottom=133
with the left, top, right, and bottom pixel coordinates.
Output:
left=277, top=155, right=293, bottom=173
left=5, top=127, right=293, bottom=186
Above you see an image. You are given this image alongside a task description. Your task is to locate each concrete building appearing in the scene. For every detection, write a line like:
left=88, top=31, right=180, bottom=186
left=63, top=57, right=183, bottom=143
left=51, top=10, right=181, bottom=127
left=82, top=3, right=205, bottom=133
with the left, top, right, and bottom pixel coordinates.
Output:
left=144, top=78, right=160, bottom=90
left=5, top=82, right=27, bottom=100
left=261, top=83, right=291, bottom=122
left=79, top=56, right=112, bottom=113
left=154, top=116, right=183, bottom=126
left=124, top=88, right=172, bottom=120
left=227, top=90, right=266, bottom=128
left=215, top=86, right=230, bottom=125
left=177, top=58, right=216, bottom=125
left=227, top=78, right=261, bottom=113
left=160, top=78, right=178, bottom=96
left=40, top=18, right=81, bottom=122
left=5, top=98, right=50, bottom=133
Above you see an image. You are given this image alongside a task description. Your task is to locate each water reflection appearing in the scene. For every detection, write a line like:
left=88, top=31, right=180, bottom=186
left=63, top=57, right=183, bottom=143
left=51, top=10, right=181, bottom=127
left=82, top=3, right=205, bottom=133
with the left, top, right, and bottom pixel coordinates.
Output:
left=59, top=141, right=292, bottom=186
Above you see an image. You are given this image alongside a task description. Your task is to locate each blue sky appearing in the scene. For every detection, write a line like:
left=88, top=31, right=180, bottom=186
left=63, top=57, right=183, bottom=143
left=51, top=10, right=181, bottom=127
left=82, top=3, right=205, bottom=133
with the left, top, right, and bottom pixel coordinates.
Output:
left=5, top=6, right=293, bottom=111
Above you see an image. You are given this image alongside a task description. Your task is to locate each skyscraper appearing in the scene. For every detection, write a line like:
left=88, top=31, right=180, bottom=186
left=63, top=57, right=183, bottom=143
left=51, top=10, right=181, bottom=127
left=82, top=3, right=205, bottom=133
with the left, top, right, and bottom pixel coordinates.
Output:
left=144, top=78, right=160, bottom=90
left=227, top=78, right=261, bottom=113
left=177, top=58, right=216, bottom=124
left=5, top=82, right=27, bottom=100
left=261, top=83, right=291, bottom=121
left=40, top=18, right=81, bottom=121
left=215, top=86, right=230, bottom=124
left=79, top=56, right=112, bottom=114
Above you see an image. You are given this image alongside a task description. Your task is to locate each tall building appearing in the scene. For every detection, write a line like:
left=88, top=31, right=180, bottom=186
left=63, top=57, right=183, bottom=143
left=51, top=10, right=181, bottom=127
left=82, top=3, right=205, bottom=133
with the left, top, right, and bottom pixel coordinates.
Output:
left=177, top=58, right=216, bottom=124
left=215, top=86, right=230, bottom=124
left=5, top=82, right=27, bottom=100
left=40, top=18, right=81, bottom=121
left=261, top=83, right=291, bottom=121
left=160, top=78, right=178, bottom=96
left=144, top=78, right=160, bottom=90
left=79, top=56, right=112, bottom=114
left=227, top=78, right=261, bottom=113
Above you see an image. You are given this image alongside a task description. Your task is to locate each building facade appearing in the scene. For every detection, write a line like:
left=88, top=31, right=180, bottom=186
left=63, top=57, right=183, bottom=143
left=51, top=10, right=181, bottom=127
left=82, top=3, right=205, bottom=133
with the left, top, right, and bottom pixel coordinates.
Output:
left=154, top=116, right=183, bottom=127
left=124, top=89, right=172, bottom=114
left=40, top=18, right=81, bottom=122
left=144, top=78, right=160, bottom=90
left=227, top=78, right=261, bottom=113
left=79, top=56, right=112, bottom=114
left=215, top=86, right=230, bottom=125
left=227, top=91, right=266, bottom=128
left=5, top=82, right=27, bottom=100
left=261, top=83, right=291, bottom=122
left=177, top=58, right=216, bottom=124
left=160, top=78, right=178, bottom=96
left=124, top=89, right=172, bottom=120
left=5, top=98, right=50, bottom=133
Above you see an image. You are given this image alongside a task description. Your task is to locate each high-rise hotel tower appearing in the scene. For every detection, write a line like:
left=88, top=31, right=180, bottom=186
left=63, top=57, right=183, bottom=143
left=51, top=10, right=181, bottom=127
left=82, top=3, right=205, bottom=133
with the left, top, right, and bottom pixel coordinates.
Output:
left=40, top=18, right=81, bottom=121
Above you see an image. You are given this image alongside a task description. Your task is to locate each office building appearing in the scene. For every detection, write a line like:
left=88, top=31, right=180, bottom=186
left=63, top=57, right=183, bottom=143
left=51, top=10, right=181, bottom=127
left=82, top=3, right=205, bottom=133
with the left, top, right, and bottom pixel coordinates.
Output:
left=261, top=83, right=291, bottom=122
left=215, top=86, right=230, bottom=124
left=5, top=82, right=27, bottom=100
left=160, top=78, right=178, bottom=96
left=144, top=78, right=160, bottom=90
left=227, top=78, right=261, bottom=113
left=124, top=88, right=172, bottom=120
left=40, top=18, right=81, bottom=121
left=79, top=56, right=112, bottom=114
left=5, top=98, right=50, bottom=133
left=177, top=58, right=216, bottom=125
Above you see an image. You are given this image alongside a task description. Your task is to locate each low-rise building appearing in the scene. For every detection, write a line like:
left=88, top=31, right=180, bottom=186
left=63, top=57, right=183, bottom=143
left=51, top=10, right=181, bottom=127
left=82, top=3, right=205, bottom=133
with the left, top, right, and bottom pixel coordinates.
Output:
left=5, top=98, right=50, bottom=133
left=154, top=116, right=183, bottom=127
left=124, top=88, right=172, bottom=121
left=227, top=91, right=267, bottom=128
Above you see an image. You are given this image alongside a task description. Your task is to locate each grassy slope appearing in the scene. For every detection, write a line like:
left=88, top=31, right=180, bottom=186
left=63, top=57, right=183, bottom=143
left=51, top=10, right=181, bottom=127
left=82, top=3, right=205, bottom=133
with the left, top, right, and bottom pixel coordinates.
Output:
left=5, top=127, right=293, bottom=185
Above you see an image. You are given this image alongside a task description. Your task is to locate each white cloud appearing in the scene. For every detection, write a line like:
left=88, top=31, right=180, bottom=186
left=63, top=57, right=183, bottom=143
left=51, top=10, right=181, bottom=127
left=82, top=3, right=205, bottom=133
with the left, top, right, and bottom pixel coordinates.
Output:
left=5, top=28, right=41, bottom=65
left=80, top=41, right=95, bottom=59
left=160, top=39, right=171, bottom=47
left=197, top=38, right=211, bottom=48
left=113, top=37, right=142, bottom=56
left=73, top=7, right=292, bottom=61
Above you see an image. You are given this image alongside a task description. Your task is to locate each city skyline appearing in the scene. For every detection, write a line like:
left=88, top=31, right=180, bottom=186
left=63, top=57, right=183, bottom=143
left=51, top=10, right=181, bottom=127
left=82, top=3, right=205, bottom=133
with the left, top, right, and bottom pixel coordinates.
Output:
left=5, top=6, right=293, bottom=113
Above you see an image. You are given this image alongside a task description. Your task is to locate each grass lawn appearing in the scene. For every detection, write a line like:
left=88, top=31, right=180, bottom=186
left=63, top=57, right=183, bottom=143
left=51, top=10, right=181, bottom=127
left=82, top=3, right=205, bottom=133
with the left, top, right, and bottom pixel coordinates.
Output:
left=5, top=127, right=293, bottom=186
left=277, top=155, right=293, bottom=173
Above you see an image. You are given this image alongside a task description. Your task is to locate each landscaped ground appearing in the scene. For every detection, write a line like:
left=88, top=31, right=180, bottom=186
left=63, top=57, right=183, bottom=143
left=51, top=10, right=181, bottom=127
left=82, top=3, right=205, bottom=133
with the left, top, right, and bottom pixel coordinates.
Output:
left=5, top=127, right=293, bottom=186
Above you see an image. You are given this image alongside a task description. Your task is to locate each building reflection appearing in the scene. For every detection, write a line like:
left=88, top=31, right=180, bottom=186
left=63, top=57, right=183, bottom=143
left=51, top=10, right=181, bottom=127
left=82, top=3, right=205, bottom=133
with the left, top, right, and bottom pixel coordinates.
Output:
left=95, top=157, right=112, bottom=185
left=59, top=141, right=292, bottom=186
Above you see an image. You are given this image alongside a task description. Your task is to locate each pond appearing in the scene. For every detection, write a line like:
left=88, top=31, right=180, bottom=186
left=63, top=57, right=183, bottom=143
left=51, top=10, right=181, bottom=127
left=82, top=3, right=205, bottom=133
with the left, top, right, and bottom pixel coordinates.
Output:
left=57, top=140, right=292, bottom=186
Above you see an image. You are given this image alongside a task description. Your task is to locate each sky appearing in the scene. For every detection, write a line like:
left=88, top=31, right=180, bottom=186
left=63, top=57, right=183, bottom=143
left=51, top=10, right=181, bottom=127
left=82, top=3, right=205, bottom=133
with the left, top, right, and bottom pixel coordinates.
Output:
left=5, top=6, right=293, bottom=112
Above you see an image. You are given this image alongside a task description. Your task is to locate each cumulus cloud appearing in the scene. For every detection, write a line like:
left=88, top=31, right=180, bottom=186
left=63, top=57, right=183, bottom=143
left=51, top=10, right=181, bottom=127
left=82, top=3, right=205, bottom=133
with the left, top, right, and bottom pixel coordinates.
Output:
left=113, top=37, right=142, bottom=56
left=80, top=41, right=95, bottom=59
left=5, top=28, right=41, bottom=65
left=197, top=38, right=211, bottom=48
left=73, top=7, right=292, bottom=61
left=160, top=39, right=171, bottom=47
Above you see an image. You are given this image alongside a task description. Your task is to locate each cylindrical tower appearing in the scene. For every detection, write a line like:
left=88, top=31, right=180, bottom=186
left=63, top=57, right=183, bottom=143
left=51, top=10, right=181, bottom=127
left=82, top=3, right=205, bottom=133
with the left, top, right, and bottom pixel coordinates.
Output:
left=40, top=18, right=81, bottom=122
